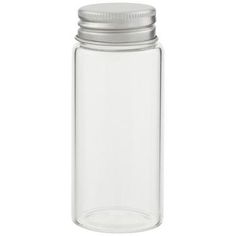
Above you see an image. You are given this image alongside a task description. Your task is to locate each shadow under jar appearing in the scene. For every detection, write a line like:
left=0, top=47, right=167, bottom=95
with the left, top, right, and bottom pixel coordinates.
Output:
left=72, top=3, right=163, bottom=233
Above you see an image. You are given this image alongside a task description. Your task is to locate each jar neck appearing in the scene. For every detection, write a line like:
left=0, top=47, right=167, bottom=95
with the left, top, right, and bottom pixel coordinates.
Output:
left=76, top=37, right=158, bottom=52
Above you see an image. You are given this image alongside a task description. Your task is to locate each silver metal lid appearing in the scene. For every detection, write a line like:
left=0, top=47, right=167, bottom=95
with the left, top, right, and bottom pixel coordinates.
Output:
left=76, top=3, right=157, bottom=44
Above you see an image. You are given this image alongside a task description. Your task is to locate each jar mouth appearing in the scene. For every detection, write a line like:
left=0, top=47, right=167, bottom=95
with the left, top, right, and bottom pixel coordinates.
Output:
left=75, top=36, right=158, bottom=52
left=77, top=3, right=157, bottom=44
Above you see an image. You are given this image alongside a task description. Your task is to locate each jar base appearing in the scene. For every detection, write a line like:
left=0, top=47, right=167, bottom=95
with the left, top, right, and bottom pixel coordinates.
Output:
left=73, top=207, right=161, bottom=233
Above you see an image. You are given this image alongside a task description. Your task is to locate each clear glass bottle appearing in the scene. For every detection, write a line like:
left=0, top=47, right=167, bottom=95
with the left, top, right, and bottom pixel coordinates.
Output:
left=72, top=3, right=163, bottom=233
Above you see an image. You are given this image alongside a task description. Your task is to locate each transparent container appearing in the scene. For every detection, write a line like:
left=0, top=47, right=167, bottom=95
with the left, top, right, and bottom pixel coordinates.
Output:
left=72, top=3, right=163, bottom=233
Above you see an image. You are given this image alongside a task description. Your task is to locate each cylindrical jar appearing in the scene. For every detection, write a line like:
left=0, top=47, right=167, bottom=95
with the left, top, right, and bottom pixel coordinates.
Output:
left=72, top=3, right=163, bottom=233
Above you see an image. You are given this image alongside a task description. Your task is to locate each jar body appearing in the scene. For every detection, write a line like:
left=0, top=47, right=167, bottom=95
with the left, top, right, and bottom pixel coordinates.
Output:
left=72, top=41, right=163, bottom=233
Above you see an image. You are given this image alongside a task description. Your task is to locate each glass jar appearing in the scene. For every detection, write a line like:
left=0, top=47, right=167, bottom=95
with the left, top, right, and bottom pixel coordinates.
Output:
left=72, top=3, right=163, bottom=233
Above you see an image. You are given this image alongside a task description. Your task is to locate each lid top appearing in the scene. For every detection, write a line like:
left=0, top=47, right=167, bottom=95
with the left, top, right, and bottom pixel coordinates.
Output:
left=79, top=3, right=155, bottom=23
left=79, top=2, right=155, bottom=13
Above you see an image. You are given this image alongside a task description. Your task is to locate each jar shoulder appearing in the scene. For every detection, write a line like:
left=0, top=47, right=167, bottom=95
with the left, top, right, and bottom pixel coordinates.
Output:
left=73, top=40, right=162, bottom=53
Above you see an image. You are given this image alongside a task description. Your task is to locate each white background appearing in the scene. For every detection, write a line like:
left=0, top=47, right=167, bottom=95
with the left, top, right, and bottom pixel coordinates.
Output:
left=0, top=0, right=235, bottom=235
